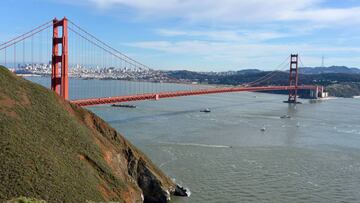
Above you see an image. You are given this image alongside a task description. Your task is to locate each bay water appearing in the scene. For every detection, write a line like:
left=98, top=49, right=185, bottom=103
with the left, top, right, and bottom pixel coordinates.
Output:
left=28, top=76, right=360, bottom=202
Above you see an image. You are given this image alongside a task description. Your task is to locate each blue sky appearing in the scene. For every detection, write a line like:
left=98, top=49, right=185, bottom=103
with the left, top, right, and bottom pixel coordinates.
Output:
left=1, top=0, right=360, bottom=71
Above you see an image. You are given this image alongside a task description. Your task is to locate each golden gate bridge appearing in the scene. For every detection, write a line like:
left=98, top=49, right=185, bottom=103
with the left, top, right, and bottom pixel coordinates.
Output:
left=0, top=17, right=325, bottom=106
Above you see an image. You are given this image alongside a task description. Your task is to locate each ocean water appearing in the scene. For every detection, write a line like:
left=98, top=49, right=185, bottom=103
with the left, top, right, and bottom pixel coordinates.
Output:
left=28, top=77, right=360, bottom=202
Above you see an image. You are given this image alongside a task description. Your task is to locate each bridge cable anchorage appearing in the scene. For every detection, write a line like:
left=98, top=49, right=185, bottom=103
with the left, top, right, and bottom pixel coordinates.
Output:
left=246, top=55, right=290, bottom=87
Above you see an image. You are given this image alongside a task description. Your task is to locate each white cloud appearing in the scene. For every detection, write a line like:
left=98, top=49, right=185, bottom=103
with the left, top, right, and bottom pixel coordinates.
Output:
left=156, top=29, right=290, bottom=42
left=57, top=0, right=360, bottom=70
left=282, top=7, right=360, bottom=24
left=128, top=40, right=360, bottom=55
left=80, top=0, right=360, bottom=25
left=124, top=40, right=360, bottom=69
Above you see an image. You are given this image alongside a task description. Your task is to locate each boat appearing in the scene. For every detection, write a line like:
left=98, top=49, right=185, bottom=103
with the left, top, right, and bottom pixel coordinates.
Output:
left=280, top=114, right=291, bottom=119
left=111, top=104, right=136, bottom=108
left=200, top=108, right=211, bottom=113
left=261, top=126, right=266, bottom=132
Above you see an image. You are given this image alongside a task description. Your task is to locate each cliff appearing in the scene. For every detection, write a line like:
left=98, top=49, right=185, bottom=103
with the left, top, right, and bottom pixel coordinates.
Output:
left=0, top=66, right=186, bottom=202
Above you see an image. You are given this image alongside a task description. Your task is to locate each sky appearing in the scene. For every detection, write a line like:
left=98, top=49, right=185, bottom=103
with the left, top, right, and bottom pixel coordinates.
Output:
left=1, top=0, right=360, bottom=71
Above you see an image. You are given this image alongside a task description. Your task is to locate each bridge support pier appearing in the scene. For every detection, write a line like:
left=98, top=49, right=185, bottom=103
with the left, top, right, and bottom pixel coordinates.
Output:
left=51, top=17, right=68, bottom=100
left=155, top=94, right=160, bottom=100
left=310, top=88, right=319, bottom=99
left=284, top=54, right=300, bottom=104
left=310, top=86, right=328, bottom=99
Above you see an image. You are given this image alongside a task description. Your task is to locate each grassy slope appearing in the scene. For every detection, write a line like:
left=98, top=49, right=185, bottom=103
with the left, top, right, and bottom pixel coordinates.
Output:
left=0, top=66, right=174, bottom=203
left=6, top=197, right=47, bottom=203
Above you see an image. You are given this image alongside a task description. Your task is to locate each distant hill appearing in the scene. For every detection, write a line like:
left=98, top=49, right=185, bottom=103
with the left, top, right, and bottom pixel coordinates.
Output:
left=166, top=66, right=360, bottom=81
left=299, top=66, right=360, bottom=74
left=164, top=67, right=360, bottom=97
left=0, top=66, right=186, bottom=202
left=236, top=69, right=262, bottom=75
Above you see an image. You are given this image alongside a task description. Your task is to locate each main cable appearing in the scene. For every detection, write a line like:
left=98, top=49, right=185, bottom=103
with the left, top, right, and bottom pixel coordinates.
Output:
left=247, top=56, right=290, bottom=86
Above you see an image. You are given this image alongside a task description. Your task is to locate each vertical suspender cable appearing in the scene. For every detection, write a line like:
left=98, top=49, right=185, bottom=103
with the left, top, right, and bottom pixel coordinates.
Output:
left=31, top=35, right=34, bottom=66
left=22, top=40, right=25, bottom=67
left=14, top=44, right=16, bottom=69
left=5, top=48, right=7, bottom=67
left=39, top=31, right=42, bottom=65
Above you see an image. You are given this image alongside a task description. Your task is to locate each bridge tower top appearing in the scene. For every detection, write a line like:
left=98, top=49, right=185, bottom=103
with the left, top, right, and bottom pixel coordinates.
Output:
left=51, top=17, right=68, bottom=100
left=288, top=54, right=299, bottom=103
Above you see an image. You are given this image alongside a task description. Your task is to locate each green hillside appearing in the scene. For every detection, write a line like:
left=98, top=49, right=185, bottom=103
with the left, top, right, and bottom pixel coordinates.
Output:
left=0, top=66, right=181, bottom=203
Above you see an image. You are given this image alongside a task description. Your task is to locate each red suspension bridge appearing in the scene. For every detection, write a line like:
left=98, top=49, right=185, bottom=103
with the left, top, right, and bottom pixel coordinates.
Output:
left=0, top=17, right=325, bottom=106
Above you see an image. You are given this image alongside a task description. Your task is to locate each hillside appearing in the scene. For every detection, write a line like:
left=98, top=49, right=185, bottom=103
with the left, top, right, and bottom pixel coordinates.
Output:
left=165, top=68, right=360, bottom=97
left=0, top=66, right=186, bottom=203
left=299, top=66, right=360, bottom=74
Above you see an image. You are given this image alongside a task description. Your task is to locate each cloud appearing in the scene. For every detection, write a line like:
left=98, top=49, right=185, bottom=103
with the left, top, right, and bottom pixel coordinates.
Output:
left=281, top=7, right=360, bottom=24
left=55, top=0, right=360, bottom=70
left=79, top=0, right=360, bottom=25
left=125, top=41, right=289, bottom=69
left=126, top=40, right=360, bottom=59
left=156, top=29, right=290, bottom=42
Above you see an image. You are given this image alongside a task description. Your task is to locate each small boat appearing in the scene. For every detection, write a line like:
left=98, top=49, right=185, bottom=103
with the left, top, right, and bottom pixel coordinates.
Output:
left=261, top=126, right=266, bottom=132
left=111, top=104, right=136, bottom=108
left=200, top=108, right=211, bottom=113
left=280, top=114, right=291, bottom=119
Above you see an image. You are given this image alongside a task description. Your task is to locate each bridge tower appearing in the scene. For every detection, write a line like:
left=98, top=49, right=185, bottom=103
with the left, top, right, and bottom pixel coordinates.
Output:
left=51, top=17, right=68, bottom=100
left=288, top=54, right=299, bottom=103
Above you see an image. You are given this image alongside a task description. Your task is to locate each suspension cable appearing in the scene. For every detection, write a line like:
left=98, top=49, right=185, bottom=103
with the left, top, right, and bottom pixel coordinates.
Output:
left=68, top=27, right=146, bottom=70
left=68, top=20, right=151, bottom=70
left=0, top=24, right=52, bottom=51
left=298, top=56, right=306, bottom=68
left=0, top=20, right=52, bottom=48
left=246, top=56, right=290, bottom=86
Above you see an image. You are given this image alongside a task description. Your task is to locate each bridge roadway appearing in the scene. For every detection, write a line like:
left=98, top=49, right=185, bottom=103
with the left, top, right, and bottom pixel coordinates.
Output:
left=71, top=85, right=319, bottom=107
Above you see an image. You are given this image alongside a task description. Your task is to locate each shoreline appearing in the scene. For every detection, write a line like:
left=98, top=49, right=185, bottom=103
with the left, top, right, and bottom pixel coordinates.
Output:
left=20, top=74, right=360, bottom=99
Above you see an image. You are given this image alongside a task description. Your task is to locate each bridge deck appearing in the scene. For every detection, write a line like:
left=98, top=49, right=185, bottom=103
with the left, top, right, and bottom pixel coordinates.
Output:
left=71, top=85, right=319, bottom=107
